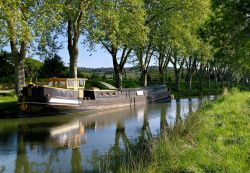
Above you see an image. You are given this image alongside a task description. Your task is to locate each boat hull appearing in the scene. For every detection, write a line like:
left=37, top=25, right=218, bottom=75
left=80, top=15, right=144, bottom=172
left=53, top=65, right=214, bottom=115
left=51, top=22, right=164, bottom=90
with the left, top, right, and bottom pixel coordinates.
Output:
left=17, top=84, right=169, bottom=115
left=17, top=96, right=147, bottom=115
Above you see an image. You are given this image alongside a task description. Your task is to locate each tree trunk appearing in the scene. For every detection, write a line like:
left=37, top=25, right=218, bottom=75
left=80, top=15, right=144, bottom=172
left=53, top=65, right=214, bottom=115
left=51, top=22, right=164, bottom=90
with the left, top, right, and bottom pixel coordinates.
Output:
left=112, top=55, right=123, bottom=89
left=14, top=58, right=26, bottom=96
left=141, top=69, right=148, bottom=87
left=214, top=75, right=217, bottom=89
left=159, top=67, right=166, bottom=85
left=175, top=72, right=180, bottom=91
left=207, top=68, right=211, bottom=89
left=113, top=66, right=121, bottom=89
left=10, top=40, right=26, bottom=96
left=220, top=76, right=223, bottom=88
left=208, top=77, right=211, bottom=89
left=199, top=77, right=203, bottom=90
left=187, top=73, right=193, bottom=92
left=69, top=47, right=78, bottom=78
left=68, top=19, right=79, bottom=78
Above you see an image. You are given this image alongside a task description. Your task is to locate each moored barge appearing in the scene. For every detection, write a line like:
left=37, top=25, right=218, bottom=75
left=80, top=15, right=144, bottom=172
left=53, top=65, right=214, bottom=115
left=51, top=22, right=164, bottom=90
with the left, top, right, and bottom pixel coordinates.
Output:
left=17, top=78, right=170, bottom=114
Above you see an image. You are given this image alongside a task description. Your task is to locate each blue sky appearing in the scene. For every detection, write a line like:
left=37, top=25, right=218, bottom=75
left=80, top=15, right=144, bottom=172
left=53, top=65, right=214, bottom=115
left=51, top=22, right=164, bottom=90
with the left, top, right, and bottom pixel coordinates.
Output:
left=3, top=40, right=133, bottom=68
left=3, top=42, right=114, bottom=68
left=2, top=36, right=157, bottom=68
left=57, top=43, right=114, bottom=68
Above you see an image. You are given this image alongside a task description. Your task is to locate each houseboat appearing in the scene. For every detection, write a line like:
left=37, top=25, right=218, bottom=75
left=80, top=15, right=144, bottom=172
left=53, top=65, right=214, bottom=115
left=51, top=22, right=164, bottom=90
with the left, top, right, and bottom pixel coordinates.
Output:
left=17, top=78, right=170, bottom=114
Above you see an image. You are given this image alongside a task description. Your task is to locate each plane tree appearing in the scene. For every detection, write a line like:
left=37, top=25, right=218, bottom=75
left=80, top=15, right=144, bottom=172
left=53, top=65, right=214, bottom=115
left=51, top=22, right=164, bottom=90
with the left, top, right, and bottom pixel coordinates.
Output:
left=64, top=0, right=93, bottom=78
left=89, top=0, right=149, bottom=89
left=202, top=0, right=250, bottom=87
left=134, top=0, right=211, bottom=89
left=133, top=0, right=174, bottom=87
left=38, top=0, right=94, bottom=78
left=0, top=0, right=62, bottom=95
left=166, top=0, right=211, bottom=91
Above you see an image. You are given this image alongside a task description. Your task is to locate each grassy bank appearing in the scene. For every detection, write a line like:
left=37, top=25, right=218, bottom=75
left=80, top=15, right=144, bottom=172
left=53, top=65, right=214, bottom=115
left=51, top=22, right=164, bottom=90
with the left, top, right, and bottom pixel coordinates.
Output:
left=0, top=92, right=18, bottom=117
left=121, top=90, right=250, bottom=173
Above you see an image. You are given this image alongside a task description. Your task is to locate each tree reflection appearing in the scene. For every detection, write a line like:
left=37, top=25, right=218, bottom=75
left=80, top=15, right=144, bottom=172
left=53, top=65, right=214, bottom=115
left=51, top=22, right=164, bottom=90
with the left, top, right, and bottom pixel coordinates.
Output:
left=15, top=124, right=30, bottom=173
left=71, top=148, right=83, bottom=173
left=97, top=108, right=153, bottom=172
left=139, top=109, right=152, bottom=143
left=189, top=98, right=193, bottom=114
left=174, top=99, right=182, bottom=133
left=112, top=121, right=132, bottom=171
left=160, top=106, right=168, bottom=135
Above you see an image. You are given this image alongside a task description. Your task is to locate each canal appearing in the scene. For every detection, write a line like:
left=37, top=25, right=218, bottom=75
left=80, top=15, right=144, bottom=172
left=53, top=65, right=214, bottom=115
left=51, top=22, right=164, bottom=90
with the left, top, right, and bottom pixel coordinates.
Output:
left=0, top=96, right=215, bottom=172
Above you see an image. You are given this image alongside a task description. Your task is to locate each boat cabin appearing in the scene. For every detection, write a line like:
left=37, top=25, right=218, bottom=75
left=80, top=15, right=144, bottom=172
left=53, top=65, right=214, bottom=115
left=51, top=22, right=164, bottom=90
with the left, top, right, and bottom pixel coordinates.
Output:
left=47, top=78, right=87, bottom=90
left=47, top=78, right=87, bottom=98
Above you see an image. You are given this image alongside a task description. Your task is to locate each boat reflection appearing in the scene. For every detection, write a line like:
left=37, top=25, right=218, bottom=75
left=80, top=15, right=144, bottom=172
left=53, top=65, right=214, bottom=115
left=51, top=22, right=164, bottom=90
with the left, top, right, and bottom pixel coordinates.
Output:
left=49, top=121, right=87, bottom=149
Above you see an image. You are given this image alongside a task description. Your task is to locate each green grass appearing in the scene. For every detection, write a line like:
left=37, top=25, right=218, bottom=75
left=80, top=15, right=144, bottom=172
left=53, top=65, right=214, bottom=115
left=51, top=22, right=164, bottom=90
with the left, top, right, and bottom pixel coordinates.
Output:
left=121, top=90, right=250, bottom=173
left=0, top=92, right=18, bottom=114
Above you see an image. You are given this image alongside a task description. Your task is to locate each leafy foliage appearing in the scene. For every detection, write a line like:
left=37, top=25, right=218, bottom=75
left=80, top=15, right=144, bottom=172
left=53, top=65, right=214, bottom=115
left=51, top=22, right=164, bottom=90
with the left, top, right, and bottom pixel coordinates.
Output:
left=39, top=54, right=67, bottom=78
left=90, top=0, right=149, bottom=49
left=0, top=51, right=14, bottom=77
left=25, top=58, right=43, bottom=79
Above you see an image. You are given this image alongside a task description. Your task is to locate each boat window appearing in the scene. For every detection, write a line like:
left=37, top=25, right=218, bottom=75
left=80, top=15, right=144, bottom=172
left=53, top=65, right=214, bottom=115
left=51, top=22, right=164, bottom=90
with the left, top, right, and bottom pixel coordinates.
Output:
left=79, top=80, right=85, bottom=87
left=113, top=93, right=116, bottom=96
left=54, top=81, right=59, bottom=87
left=48, top=81, right=53, bottom=86
left=58, top=81, right=66, bottom=88
left=68, top=80, right=74, bottom=87
left=106, top=92, right=110, bottom=96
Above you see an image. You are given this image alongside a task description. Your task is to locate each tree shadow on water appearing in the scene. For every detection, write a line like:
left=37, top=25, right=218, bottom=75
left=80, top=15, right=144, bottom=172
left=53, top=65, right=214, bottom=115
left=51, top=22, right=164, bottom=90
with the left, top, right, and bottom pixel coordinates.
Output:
left=95, top=109, right=155, bottom=173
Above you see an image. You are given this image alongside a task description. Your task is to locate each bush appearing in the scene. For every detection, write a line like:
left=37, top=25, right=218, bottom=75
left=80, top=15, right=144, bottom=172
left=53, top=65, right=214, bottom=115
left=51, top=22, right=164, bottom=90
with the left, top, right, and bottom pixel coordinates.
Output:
left=0, top=51, right=14, bottom=77
left=25, top=58, right=43, bottom=79
left=39, top=54, right=68, bottom=78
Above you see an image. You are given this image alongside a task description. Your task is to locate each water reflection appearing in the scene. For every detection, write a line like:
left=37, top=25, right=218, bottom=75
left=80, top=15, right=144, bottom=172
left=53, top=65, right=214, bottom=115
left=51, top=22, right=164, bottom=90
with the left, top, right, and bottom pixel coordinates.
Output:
left=15, top=133, right=30, bottom=173
left=71, top=148, right=83, bottom=173
left=0, top=96, right=214, bottom=172
left=160, top=106, right=168, bottom=134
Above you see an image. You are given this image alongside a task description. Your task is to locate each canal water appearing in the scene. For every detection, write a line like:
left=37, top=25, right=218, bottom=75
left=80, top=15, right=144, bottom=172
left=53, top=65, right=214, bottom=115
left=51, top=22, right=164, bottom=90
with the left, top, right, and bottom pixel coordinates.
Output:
left=0, top=96, right=215, bottom=173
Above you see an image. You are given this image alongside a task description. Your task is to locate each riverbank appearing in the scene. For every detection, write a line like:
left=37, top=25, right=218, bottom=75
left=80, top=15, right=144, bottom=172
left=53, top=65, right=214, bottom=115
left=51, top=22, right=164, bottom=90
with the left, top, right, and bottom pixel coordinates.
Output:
left=121, top=90, right=250, bottom=172
left=0, top=92, right=18, bottom=118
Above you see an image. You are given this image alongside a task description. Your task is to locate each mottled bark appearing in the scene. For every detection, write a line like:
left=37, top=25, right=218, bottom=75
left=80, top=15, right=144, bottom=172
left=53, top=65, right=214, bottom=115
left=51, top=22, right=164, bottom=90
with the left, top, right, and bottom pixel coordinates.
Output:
left=7, top=18, right=27, bottom=96
left=67, top=9, right=83, bottom=78
left=68, top=19, right=79, bottom=78
left=113, top=60, right=123, bottom=90
left=141, top=69, right=148, bottom=87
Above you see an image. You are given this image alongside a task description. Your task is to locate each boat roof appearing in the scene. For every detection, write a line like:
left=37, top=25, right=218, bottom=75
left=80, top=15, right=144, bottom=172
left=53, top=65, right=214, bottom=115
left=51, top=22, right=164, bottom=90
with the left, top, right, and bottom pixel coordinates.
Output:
left=99, top=81, right=117, bottom=90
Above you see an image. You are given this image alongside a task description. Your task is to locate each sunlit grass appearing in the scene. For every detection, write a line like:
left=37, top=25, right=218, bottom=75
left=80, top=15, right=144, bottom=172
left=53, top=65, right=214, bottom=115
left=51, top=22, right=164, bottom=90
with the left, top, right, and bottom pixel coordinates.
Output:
left=0, top=91, right=17, bottom=103
left=0, top=92, right=17, bottom=112
left=122, top=90, right=250, bottom=173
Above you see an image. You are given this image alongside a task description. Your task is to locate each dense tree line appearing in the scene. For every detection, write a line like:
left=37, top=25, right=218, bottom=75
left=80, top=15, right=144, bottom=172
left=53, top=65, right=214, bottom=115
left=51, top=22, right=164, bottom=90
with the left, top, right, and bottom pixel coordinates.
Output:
left=0, top=52, right=67, bottom=79
left=0, top=0, right=249, bottom=95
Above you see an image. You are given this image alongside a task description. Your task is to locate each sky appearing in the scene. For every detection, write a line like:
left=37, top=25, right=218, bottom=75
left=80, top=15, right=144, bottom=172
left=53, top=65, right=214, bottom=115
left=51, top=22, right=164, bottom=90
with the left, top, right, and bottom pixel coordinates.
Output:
left=2, top=36, right=157, bottom=68
left=3, top=40, right=114, bottom=68
left=57, top=42, right=114, bottom=68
